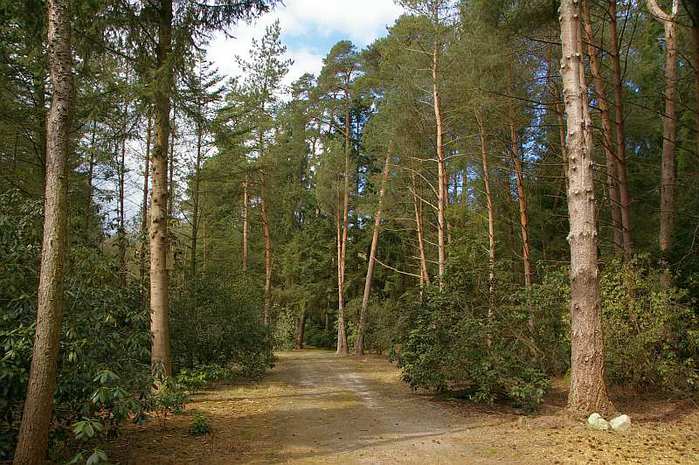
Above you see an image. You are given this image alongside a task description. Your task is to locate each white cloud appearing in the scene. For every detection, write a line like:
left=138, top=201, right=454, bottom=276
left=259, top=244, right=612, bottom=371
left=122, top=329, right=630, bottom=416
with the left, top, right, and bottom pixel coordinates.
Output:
left=206, top=0, right=404, bottom=85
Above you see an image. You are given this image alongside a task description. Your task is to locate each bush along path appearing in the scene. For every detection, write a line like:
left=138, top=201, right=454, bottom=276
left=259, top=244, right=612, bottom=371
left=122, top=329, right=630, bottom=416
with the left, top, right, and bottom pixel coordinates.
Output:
left=109, top=350, right=699, bottom=465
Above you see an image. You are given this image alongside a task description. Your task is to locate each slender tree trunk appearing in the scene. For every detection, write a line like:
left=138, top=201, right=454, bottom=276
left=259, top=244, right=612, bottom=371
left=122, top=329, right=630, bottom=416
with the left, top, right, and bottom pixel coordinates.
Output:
left=476, top=113, right=496, bottom=321
left=191, top=122, right=202, bottom=279
left=647, top=0, right=679, bottom=265
left=336, top=108, right=351, bottom=355
left=149, top=0, right=173, bottom=377
left=582, top=0, right=623, bottom=254
left=432, top=44, right=447, bottom=288
left=260, top=181, right=273, bottom=326
left=13, top=0, right=73, bottom=462
left=118, top=127, right=127, bottom=287
left=168, top=110, right=176, bottom=218
left=140, top=115, right=152, bottom=298
left=242, top=176, right=249, bottom=273
left=559, top=0, right=614, bottom=416
left=355, top=151, right=391, bottom=356
left=411, top=172, right=430, bottom=286
left=336, top=190, right=349, bottom=354
left=608, top=0, right=634, bottom=258
left=295, top=309, right=306, bottom=350
left=507, top=68, right=533, bottom=289
left=85, top=119, right=96, bottom=237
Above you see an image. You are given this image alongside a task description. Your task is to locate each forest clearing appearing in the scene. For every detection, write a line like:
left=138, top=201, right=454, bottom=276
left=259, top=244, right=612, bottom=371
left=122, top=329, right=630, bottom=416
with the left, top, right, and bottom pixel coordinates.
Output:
left=109, top=351, right=699, bottom=465
left=2, top=0, right=699, bottom=464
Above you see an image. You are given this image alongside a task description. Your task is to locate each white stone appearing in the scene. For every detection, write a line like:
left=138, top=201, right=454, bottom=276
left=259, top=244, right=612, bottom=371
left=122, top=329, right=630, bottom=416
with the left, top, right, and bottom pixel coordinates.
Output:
left=609, top=414, right=631, bottom=432
left=587, top=412, right=610, bottom=431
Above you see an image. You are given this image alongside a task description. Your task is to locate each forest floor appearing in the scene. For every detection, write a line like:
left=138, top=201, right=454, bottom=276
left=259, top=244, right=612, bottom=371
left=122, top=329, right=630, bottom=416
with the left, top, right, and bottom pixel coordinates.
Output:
left=109, top=350, right=699, bottom=465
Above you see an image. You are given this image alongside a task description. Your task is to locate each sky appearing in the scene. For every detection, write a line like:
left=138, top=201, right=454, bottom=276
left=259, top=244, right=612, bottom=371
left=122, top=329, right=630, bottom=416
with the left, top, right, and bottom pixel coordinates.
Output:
left=206, top=0, right=405, bottom=85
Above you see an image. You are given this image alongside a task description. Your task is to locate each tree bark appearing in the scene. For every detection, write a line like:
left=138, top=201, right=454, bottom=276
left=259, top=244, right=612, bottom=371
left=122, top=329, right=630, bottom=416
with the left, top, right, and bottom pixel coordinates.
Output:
left=432, top=42, right=447, bottom=289
left=242, top=176, right=249, bottom=273
left=582, top=0, right=623, bottom=254
left=693, top=14, right=699, bottom=157
left=85, top=119, right=96, bottom=237
left=336, top=107, right=351, bottom=355
left=149, top=0, right=173, bottom=377
left=336, top=190, right=349, bottom=354
left=647, top=0, right=679, bottom=263
left=191, top=122, right=202, bottom=278
left=507, top=67, right=533, bottom=290
left=140, top=114, right=152, bottom=299
left=476, top=113, right=496, bottom=321
left=13, top=0, right=73, bottom=462
left=608, top=0, right=633, bottom=258
left=411, top=172, right=430, bottom=287
left=355, top=151, right=391, bottom=356
left=260, top=179, right=273, bottom=326
left=118, top=125, right=127, bottom=287
left=559, top=0, right=614, bottom=417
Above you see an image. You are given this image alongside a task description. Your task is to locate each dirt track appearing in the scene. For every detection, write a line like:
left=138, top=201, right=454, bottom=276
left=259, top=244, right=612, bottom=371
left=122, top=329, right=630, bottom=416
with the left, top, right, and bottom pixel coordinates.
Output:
left=110, top=350, right=699, bottom=465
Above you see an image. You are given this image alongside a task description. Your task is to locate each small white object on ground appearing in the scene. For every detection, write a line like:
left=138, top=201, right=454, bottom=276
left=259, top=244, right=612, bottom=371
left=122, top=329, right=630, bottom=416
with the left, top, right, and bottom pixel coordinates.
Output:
left=609, top=414, right=631, bottom=432
left=587, top=412, right=610, bottom=431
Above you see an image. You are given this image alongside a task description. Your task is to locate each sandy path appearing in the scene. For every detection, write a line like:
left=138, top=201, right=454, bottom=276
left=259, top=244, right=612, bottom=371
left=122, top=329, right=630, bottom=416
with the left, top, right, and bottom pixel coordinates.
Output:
left=110, top=350, right=699, bottom=465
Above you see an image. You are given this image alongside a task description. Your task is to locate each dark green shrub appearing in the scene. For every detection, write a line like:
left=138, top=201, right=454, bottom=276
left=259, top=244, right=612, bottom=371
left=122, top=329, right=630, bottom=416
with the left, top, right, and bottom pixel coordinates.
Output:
left=171, top=274, right=273, bottom=379
left=189, top=413, right=209, bottom=436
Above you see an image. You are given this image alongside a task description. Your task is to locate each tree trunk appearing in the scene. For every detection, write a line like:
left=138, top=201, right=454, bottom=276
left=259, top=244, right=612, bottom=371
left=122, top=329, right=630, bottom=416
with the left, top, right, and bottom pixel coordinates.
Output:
left=355, top=151, right=391, bottom=356
left=260, top=181, right=273, bottom=326
left=608, top=0, right=634, bottom=258
left=242, top=176, right=249, bottom=273
left=476, top=113, right=496, bottom=321
left=13, top=0, right=73, bottom=462
left=411, top=172, right=430, bottom=286
left=647, top=0, right=679, bottom=265
left=118, top=126, right=127, bottom=287
left=191, top=122, right=202, bottom=279
left=336, top=108, right=351, bottom=355
left=559, top=0, right=614, bottom=417
left=507, top=69, right=533, bottom=289
left=140, top=115, right=152, bottom=299
left=432, top=43, right=447, bottom=289
left=295, top=309, right=306, bottom=350
left=336, top=190, right=349, bottom=354
left=582, top=0, right=623, bottom=254
left=149, top=0, right=173, bottom=378
left=85, top=119, right=96, bottom=237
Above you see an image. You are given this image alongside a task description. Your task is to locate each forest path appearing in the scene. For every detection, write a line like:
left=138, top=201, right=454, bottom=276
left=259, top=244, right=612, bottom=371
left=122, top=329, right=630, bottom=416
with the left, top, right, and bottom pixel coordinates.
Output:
left=110, top=350, right=699, bottom=465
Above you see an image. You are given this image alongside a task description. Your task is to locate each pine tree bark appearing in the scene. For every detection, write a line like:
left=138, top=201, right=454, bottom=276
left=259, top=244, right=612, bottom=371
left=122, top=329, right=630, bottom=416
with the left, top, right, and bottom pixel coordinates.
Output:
left=608, top=0, right=633, bottom=258
left=355, top=151, right=391, bottom=356
left=476, top=113, right=496, bottom=319
left=260, top=180, right=273, bottom=326
left=647, top=0, right=679, bottom=263
left=140, top=115, right=152, bottom=298
left=559, top=0, right=614, bottom=417
left=432, top=42, right=447, bottom=289
left=507, top=68, right=533, bottom=289
left=118, top=126, right=127, bottom=287
left=411, top=172, right=431, bottom=287
left=693, top=14, right=699, bottom=156
left=149, top=0, right=173, bottom=377
left=85, top=119, right=96, bottom=237
left=191, top=122, right=203, bottom=278
left=242, top=176, right=249, bottom=273
left=582, top=0, right=624, bottom=254
left=13, top=0, right=73, bottom=462
left=336, top=108, right=351, bottom=355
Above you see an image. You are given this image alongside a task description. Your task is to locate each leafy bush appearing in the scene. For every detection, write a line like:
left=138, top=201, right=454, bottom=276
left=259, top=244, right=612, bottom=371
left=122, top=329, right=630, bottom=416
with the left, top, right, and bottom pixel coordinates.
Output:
left=397, top=281, right=550, bottom=411
left=171, top=274, right=274, bottom=379
left=189, top=413, right=209, bottom=436
left=600, top=258, right=698, bottom=392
